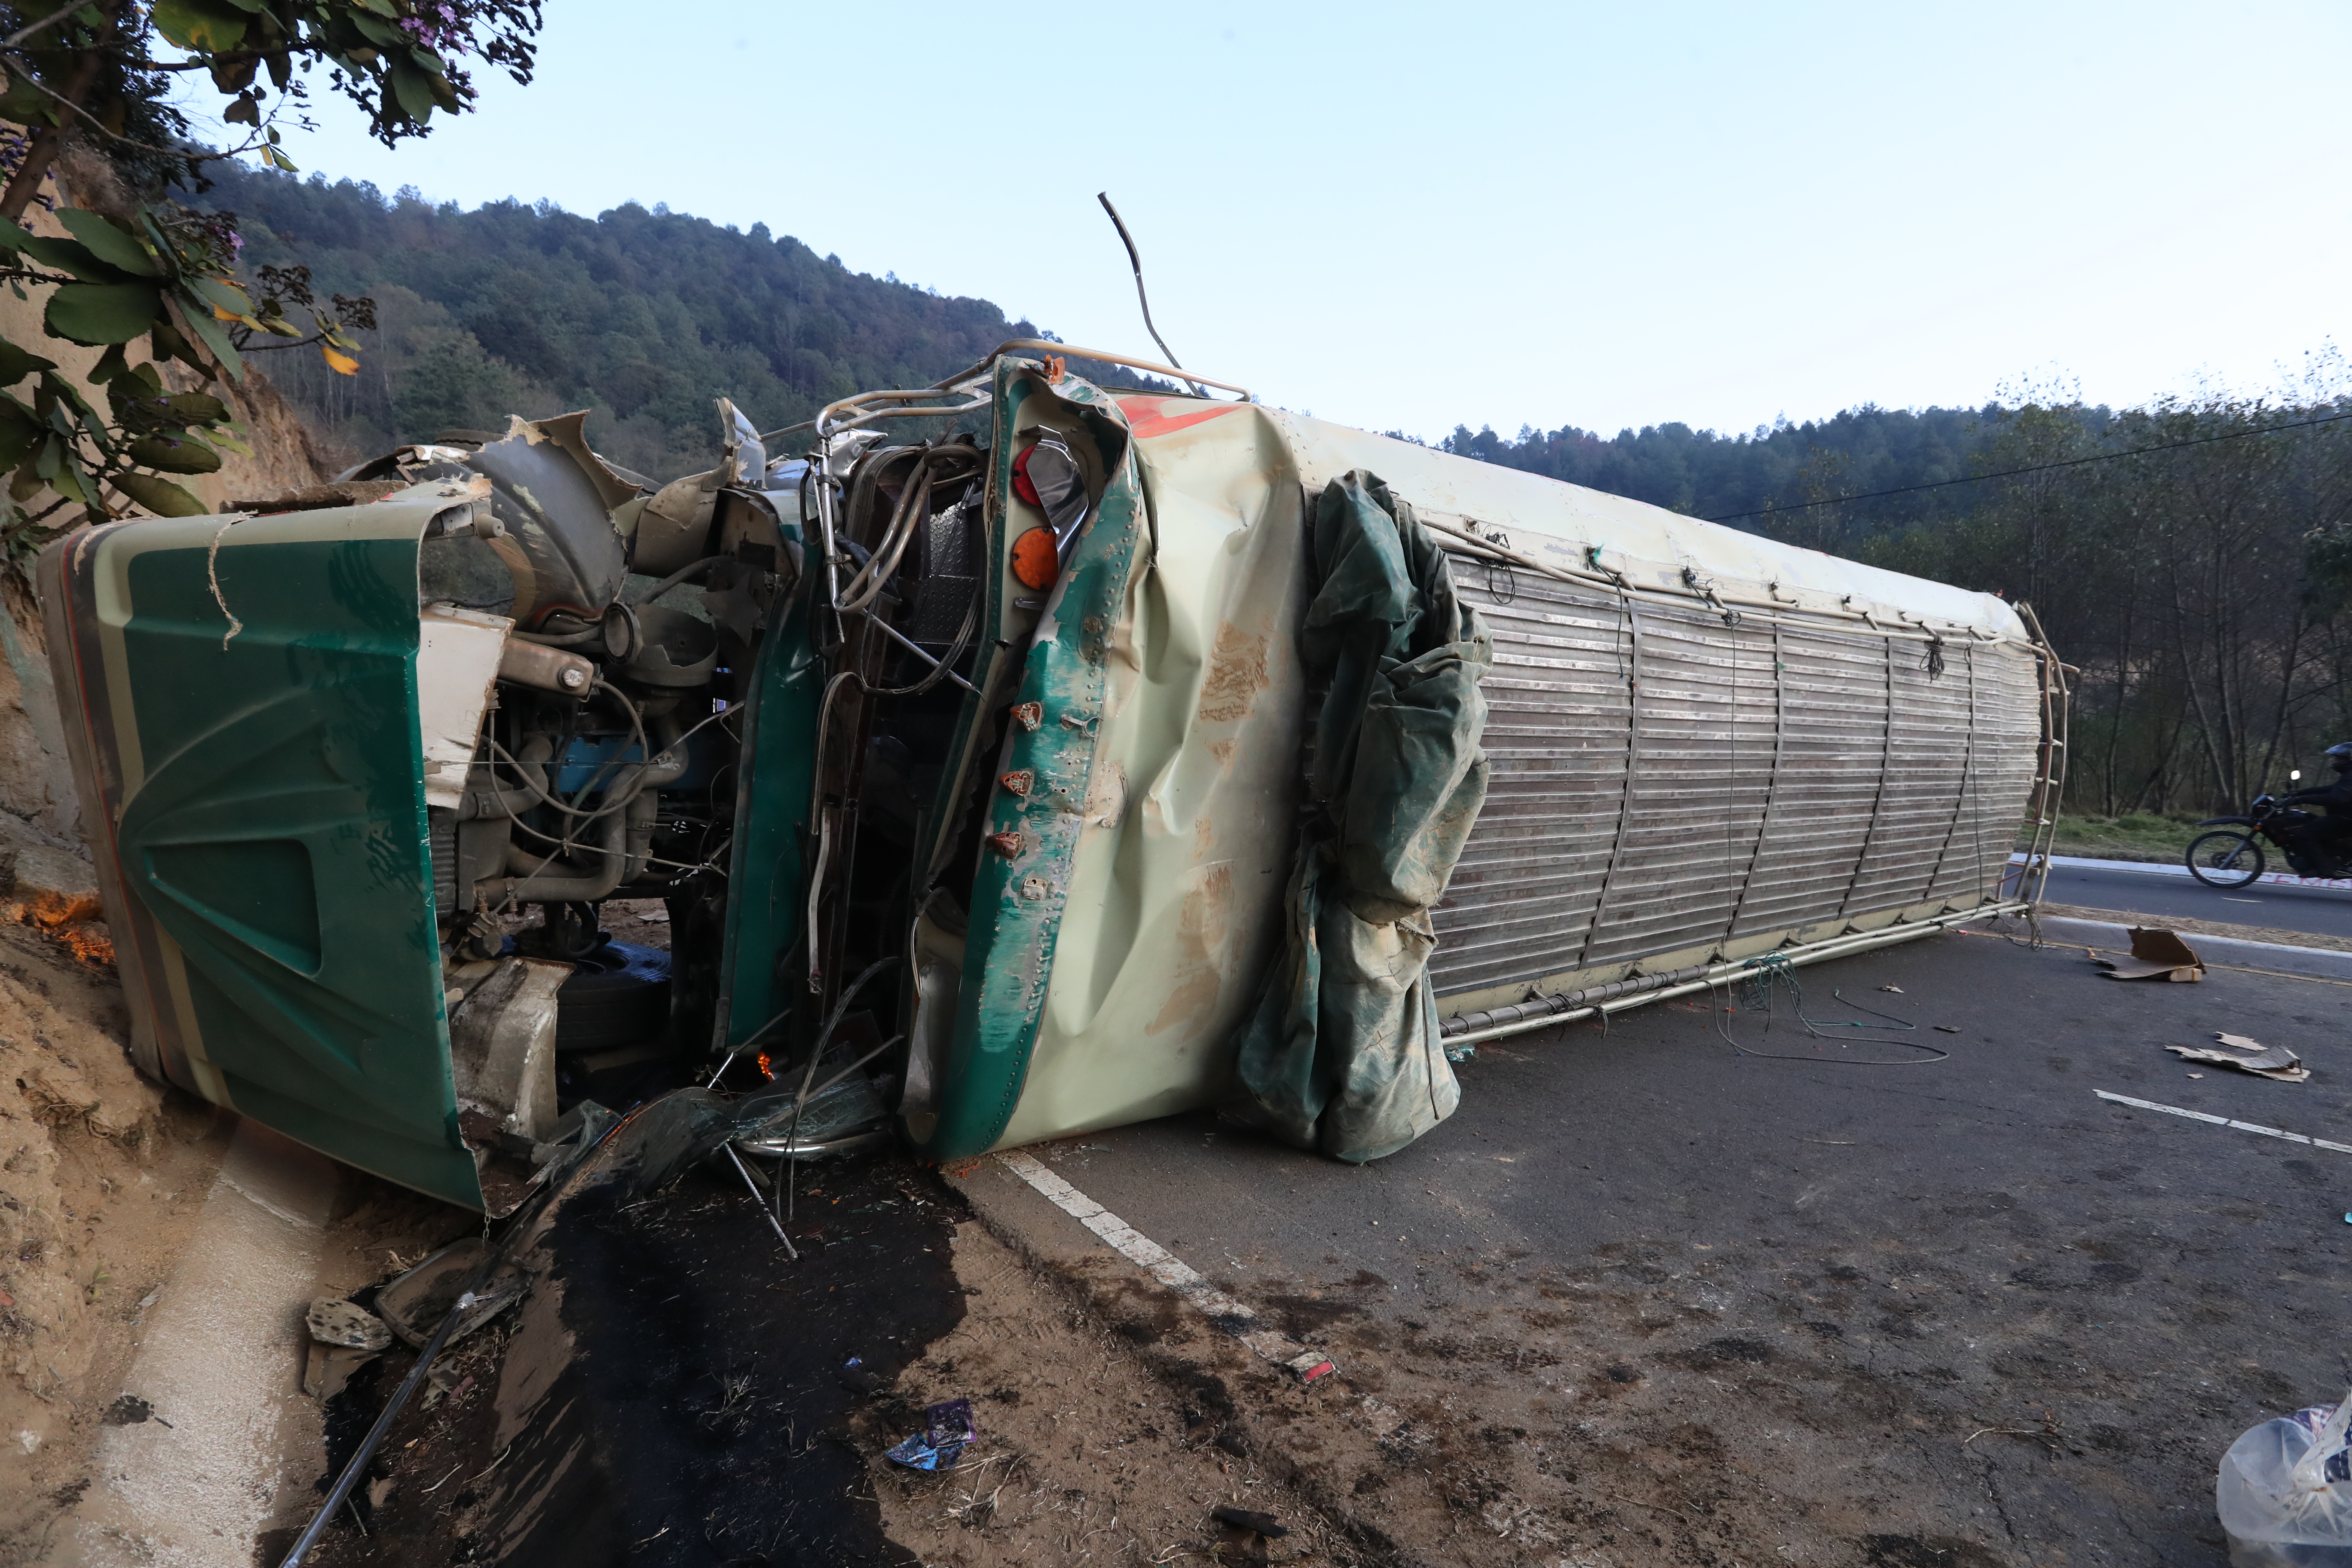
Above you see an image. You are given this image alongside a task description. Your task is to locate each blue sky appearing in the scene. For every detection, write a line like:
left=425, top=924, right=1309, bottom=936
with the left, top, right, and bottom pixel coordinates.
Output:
left=211, top=1, right=2352, bottom=440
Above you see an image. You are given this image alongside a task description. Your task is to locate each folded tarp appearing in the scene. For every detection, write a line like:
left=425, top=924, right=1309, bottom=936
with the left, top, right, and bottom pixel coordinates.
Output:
left=1235, top=471, right=1493, bottom=1161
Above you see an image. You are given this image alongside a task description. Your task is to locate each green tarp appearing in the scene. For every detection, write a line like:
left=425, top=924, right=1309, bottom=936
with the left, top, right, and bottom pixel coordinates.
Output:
left=1234, top=471, right=1493, bottom=1162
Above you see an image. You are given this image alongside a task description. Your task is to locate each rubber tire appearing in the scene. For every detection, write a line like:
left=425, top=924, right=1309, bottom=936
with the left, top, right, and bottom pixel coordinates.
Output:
left=555, top=941, right=672, bottom=1053
left=2185, top=830, right=2264, bottom=889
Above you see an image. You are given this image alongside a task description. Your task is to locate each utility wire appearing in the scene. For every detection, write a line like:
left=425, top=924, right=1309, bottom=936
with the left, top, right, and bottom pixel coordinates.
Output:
left=1703, top=407, right=2352, bottom=524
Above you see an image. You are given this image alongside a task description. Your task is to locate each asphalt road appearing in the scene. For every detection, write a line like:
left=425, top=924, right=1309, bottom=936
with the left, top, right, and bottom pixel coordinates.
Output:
left=2042, top=860, right=2352, bottom=940
left=1000, top=931, right=2352, bottom=1566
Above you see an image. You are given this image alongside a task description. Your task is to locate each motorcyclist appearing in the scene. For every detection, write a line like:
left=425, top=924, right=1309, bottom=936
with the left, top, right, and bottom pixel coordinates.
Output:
left=2279, top=741, right=2352, bottom=866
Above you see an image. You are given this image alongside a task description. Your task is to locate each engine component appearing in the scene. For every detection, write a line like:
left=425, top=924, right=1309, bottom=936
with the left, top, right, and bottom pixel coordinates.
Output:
left=624, top=606, right=720, bottom=688
left=497, top=639, right=595, bottom=695
left=554, top=942, right=672, bottom=1053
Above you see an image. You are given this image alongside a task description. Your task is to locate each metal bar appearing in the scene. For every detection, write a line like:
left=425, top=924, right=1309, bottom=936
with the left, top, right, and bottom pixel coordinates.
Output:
left=278, top=1278, right=480, bottom=1565
left=1574, top=589, right=1642, bottom=969
left=1921, top=639, right=1978, bottom=904
left=2016, top=601, right=2070, bottom=907
left=927, top=337, right=1251, bottom=400
left=1442, top=902, right=2027, bottom=1050
left=724, top=1145, right=799, bottom=1259
left=857, top=612, right=982, bottom=696
left=1723, top=620, right=1786, bottom=943
left=1836, top=634, right=1900, bottom=919
left=1423, top=516, right=2031, bottom=649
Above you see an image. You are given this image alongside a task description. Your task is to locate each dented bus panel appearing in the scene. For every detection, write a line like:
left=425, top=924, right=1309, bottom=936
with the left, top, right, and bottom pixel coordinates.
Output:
left=43, top=349, right=2058, bottom=1206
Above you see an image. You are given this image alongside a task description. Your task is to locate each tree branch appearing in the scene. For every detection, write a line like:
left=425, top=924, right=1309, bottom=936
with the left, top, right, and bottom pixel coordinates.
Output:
left=1, top=0, right=90, bottom=49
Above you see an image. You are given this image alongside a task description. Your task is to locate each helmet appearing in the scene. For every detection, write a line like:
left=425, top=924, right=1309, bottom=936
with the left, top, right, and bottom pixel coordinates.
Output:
left=2328, top=741, right=2352, bottom=773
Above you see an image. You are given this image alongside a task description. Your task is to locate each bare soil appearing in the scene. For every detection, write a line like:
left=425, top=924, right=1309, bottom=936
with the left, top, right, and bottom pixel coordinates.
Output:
left=866, top=1219, right=1342, bottom=1568
left=0, top=919, right=228, bottom=1564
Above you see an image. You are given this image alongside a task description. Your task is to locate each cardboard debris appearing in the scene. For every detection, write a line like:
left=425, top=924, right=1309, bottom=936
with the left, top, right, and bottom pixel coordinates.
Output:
left=2095, top=928, right=2206, bottom=982
left=306, top=1297, right=393, bottom=1351
left=2166, top=1032, right=2309, bottom=1082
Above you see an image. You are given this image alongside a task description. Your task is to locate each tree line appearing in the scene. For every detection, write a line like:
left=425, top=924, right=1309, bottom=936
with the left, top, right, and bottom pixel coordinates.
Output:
left=1451, top=373, right=2352, bottom=816
left=190, top=160, right=1110, bottom=479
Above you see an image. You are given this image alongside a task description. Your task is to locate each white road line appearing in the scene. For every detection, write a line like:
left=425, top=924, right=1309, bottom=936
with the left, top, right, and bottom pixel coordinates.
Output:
left=996, top=1150, right=1337, bottom=1384
left=2094, top=1090, right=2352, bottom=1154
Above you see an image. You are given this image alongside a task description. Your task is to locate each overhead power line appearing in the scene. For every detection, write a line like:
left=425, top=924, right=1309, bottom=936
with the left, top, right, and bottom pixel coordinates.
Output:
left=1703, top=408, right=2352, bottom=524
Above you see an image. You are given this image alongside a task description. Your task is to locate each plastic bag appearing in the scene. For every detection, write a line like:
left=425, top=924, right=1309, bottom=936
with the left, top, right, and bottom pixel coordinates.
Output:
left=2218, top=1396, right=2352, bottom=1565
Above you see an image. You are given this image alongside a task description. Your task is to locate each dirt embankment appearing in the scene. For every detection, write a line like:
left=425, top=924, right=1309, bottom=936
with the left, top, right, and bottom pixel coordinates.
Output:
left=0, top=917, right=230, bottom=1562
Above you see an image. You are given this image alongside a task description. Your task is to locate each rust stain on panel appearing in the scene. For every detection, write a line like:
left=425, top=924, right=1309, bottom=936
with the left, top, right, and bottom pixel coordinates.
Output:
left=1195, top=622, right=1270, bottom=724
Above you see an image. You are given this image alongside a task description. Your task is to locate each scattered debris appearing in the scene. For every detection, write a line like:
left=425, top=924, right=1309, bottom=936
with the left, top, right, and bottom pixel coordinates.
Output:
left=1213, top=1506, right=1289, bottom=1537
left=885, top=1398, right=976, bottom=1471
left=373, top=1239, right=529, bottom=1349
left=304, top=1341, right=380, bottom=1403
left=1879, top=985, right=1905, bottom=994
left=1934, top=1024, right=1961, bottom=1033
left=1214, top=1503, right=1286, bottom=1564
left=306, top=1296, right=394, bottom=1351
left=2217, top=1395, right=2352, bottom=1562
left=2167, top=1033, right=2309, bottom=1082
left=101, top=1394, right=151, bottom=1427
left=2095, top=927, right=2207, bottom=982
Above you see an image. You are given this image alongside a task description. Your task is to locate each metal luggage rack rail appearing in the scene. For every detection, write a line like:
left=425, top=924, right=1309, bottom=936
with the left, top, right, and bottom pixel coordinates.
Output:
left=1438, top=899, right=2031, bottom=1050
left=1424, top=514, right=2030, bottom=651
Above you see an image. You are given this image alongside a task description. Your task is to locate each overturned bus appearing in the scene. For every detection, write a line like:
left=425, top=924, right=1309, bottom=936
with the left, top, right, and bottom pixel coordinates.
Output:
left=40, top=345, right=2064, bottom=1209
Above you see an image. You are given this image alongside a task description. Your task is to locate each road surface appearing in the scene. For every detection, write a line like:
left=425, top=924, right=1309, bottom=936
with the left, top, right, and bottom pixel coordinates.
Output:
left=965, top=928, right=2352, bottom=1566
left=2041, top=860, right=2352, bottom=940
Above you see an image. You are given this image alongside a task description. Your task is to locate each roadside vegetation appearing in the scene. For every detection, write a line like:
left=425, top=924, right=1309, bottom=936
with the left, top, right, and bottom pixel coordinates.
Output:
left=0, top=0, right=544, bottom=564
left=2030, top=812, right=2205, bottom=864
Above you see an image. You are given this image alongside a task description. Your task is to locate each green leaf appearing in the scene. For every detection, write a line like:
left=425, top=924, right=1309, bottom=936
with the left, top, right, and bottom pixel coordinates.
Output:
left=111, top=471, right=207, bottom=518
left=56, top=211, right=164, bottom=279
left=0, top=79, right=56, bottom=127
left=7, top=231, right=124, bottom=285
left=46, top=282, right=164, bottom=346
left=387, top=55, right=439, bottom=123
left=0, top=340, right=56, bottom=386
left=164, top=391, right=229, bottom=423
left=150, top=0, right=251, bottom=52
left=41, top=442, right=95, bottom=507
left=149, top=315, right=194, bottom=368
left=0, top=401, right=40, bottom=471
left=126, top=433, right=223, bottom=475
left=347, top=13, right=398, bottom=46
left=186, top=274, right=253, bottom=319
left=55, top=211, right=163, bottom=279
left=171, top=291, right=246, bottom=378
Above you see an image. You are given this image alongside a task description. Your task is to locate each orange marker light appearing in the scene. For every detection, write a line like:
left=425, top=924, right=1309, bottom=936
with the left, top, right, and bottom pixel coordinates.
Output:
left=1011, top=527, right=1060, bottom=590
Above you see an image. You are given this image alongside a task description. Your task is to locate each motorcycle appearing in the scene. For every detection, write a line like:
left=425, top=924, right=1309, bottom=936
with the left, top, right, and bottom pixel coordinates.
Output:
left=2186, top=794, right=2349, bottom=887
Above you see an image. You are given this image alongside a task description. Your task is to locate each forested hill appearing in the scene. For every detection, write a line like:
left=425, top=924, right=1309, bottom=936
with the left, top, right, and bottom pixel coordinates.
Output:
left=196, top=162, right=1082, bottom=477
left=1435, top=407, right=2018, bottom=533
left=207, top=164, right=2034, bottom=515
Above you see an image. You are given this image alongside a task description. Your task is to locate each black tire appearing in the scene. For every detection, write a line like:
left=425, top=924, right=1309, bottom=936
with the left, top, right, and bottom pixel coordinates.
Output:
left=556, top=941, right=672, bottom=1053
left=2186, top=831, right=2264, bottom=889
